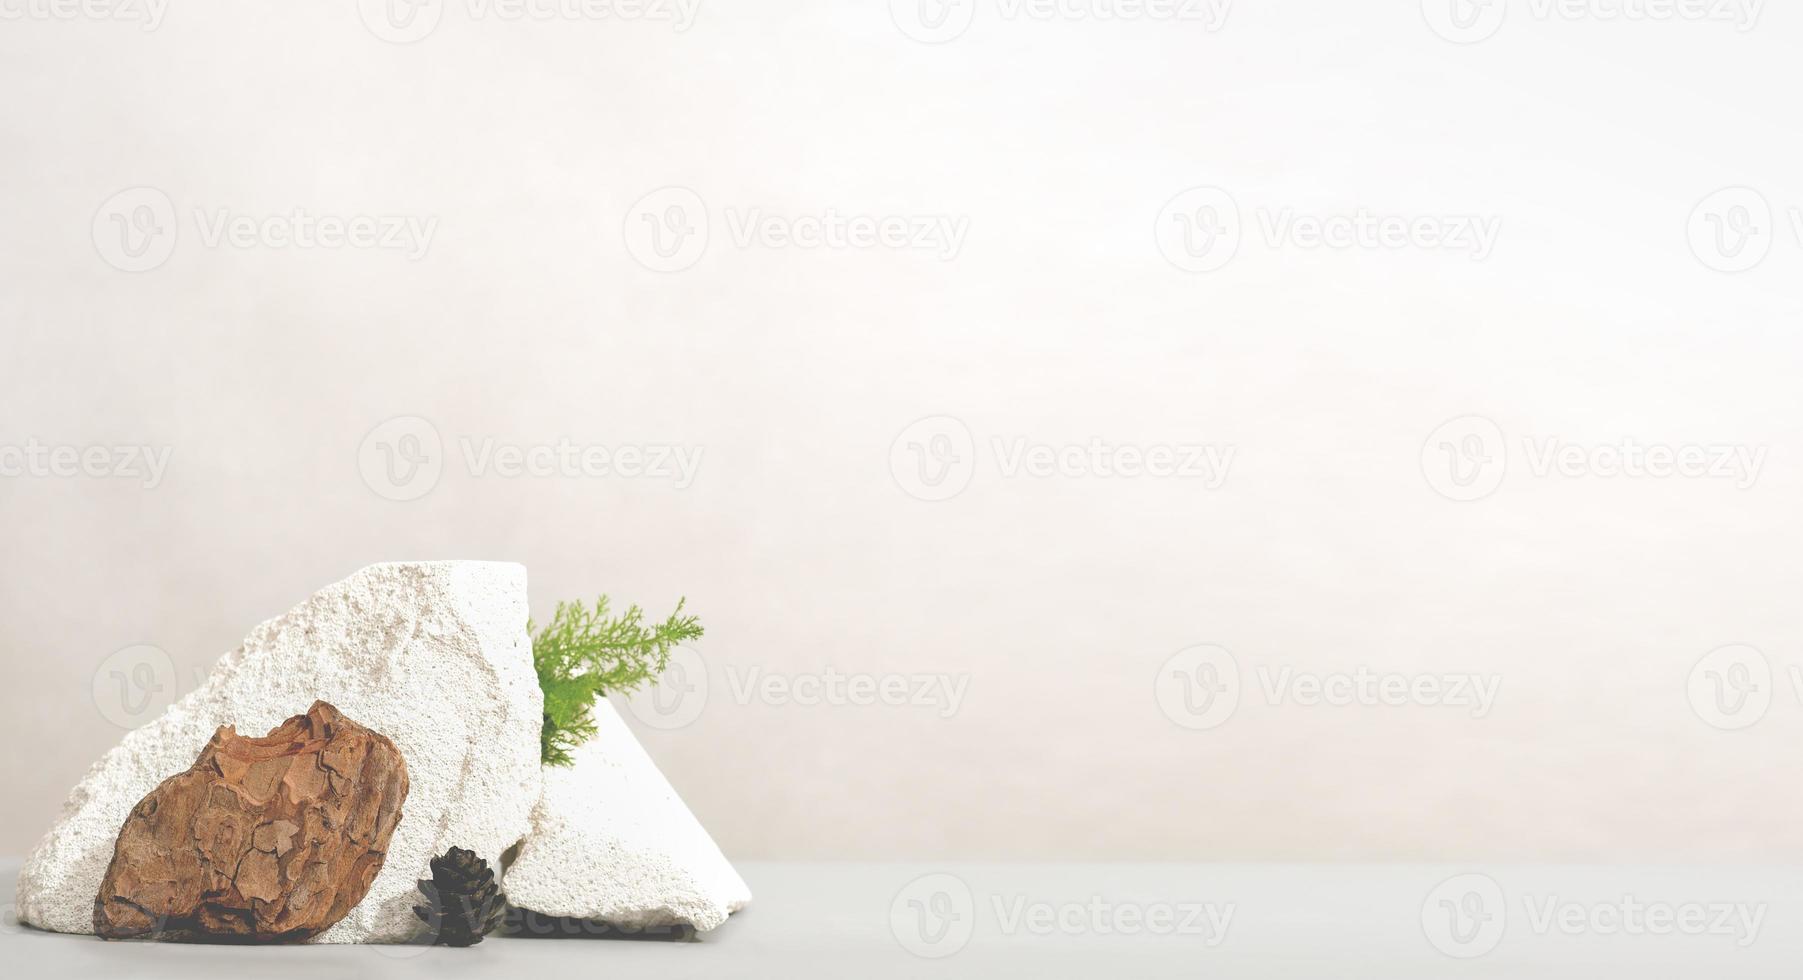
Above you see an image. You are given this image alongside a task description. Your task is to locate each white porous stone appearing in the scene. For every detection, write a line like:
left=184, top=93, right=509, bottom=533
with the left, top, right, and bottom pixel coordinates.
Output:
left=16, top=561, right=543, bottom=943
left=504, top=700, right=751, bottom=931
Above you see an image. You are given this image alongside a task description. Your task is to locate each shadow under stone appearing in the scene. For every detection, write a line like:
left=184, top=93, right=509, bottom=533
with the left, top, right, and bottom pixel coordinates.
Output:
left=502, top=907, right=698, bottom=942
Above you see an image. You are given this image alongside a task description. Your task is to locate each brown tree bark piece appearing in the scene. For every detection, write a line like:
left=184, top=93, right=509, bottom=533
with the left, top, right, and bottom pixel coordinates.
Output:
left=93, top=700, right=408, bottom=942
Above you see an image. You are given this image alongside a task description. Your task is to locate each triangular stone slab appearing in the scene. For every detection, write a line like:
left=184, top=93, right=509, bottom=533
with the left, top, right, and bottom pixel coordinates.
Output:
left=504, top=699, right=751, bottom=931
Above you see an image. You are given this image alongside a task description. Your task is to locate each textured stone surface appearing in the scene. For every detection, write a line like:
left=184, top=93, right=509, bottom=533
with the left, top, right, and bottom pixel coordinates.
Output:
left=18, top=561, right=543, bottom=943
left=504, top=700, right=750, bottom=931
left=95, top=701, right=408, bottom=941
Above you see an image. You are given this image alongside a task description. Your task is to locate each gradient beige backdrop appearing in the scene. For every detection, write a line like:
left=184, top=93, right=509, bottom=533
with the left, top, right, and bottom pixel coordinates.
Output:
left=3, top=0, right=1802, bottom=863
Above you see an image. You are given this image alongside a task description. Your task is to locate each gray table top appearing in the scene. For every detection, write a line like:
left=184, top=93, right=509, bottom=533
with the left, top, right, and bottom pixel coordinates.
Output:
left=5, top=859, right=1799, bottom=977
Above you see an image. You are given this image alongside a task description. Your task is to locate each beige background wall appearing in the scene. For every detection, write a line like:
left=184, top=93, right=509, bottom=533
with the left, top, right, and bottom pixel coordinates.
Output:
left=4, top=1, right=1802, bottom=861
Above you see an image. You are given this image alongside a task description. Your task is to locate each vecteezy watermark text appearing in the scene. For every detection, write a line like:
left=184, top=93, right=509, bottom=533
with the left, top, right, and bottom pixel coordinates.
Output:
left=1422, top=872, right=1766, bottom=959
left=1422, top=0, right=1764, bottom=44
left=1156, top=645, right=1501, bottom=730
left=889, top=872, right=1234, bottom=958
left=620, top=647, right=973, bottom=730
left=0, top=0, right=167, bottom=28
left=93, top=187, right=437, bottom=272
left=1156, top=187, right=1501, bottom=273
left=358, top=0, right=702, bottom=43
left=191, top=209, right=436, bottom=260
left=726, top=666, right=969, bottom=717
left=358, top=416, right=702, bottom=501
left=0, top=439, right=172, bottom=489
left=889, top=0, right=1235, bottom=44
left=890, top=415, right=1233, bottom=501
left=623, top=187, right=969, bottom=272
left=723, top=209, right=968, bottom=258
left=460, top=437, right=702, bottom=485
left=1420, top=415, right=1765, bottom=501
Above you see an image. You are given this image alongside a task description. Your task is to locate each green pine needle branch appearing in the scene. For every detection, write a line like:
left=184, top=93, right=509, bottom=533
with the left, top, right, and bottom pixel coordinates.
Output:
left=532, top=596, right=703, bottom=767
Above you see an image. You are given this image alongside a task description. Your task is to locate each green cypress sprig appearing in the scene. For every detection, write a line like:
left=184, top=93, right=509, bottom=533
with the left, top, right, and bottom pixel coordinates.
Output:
left=531, top=596, right=703, bottom=766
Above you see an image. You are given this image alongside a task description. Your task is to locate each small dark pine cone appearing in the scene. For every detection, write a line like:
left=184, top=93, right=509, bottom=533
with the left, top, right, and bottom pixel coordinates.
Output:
left=412, top=846, right=507, bottom=946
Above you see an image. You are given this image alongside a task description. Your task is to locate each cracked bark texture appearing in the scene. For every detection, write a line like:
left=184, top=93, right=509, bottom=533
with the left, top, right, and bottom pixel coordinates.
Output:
left=93, top=701, right=408, bottom=942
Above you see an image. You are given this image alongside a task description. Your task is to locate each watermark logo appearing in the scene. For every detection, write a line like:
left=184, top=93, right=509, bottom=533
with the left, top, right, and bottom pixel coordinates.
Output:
left=1688, top=187, right=1773, bottom=273
left=358, top=0, right=444, bottom=42
left=889, top=0, right=978, bottom=43
left=1420, top=0, right=1508, bottom=43
left=1155, top=644, right=1240, bottom=730
left=889, top=416, right=978, bottom=502
left=1157, top=187, right=1501, bottom=272
left=1155, top=186, right=1240, bottom=273
left=889, top=415, right=1234, bottom=501
left=1420, top=415, right=1766, bottom=500
left=891, top=873, right=976, bottom=958
left=624, top=186, right=710, bottom=272
left=1688, top=644, right=1771, bottom=730
left=92, top=644, right=178, bottom=729
left=1422, top=874, right=1507, bottom=958
left=623, top=645, right=709, bottom=730
left=1157, top=645, right=1502, bottom=729
left=1424, top=0, right=1764, bottom=43
left=358, top=416, right=445, bottom=502
left=1420, top=415, right=1507, bottom=502
left=93, top=187, right=177, bottom=272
